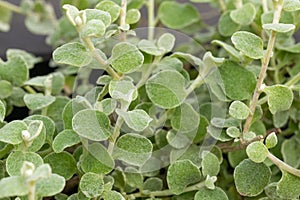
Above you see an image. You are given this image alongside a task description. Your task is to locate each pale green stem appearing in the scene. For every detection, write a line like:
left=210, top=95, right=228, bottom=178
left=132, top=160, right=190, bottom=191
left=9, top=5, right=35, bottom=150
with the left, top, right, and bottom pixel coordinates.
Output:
left=268, top=152, right=300, bottom=178
left=234, top=0, right=243, bottom=8
left=286, top=71, right=300, bottom=87
left=242, top=0, right=284, bottom=139
left=262, top=0, right=269, bottom=13
left=136, top=56, right=161, bottom=88
left=0, top=0, right=23, bottom=14
left=120, top=0, right=127, bottom=42
left=41, top=107, right=48, bottom=116
left=217, top=0, right=227, bottom=12
left=147, top=0, right=155, bottom=41
left=27, top=181, right=36, bottom=200
left=24, top=86, right=36, bottom=94
left=186, top=74, right=205, bottom=96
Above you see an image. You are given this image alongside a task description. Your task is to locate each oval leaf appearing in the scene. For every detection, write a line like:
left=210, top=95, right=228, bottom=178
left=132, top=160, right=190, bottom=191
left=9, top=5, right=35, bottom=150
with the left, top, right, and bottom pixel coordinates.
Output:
left=230, top=3, right=256, bottom=25
left=0, top=120, right=27, bottom=145
left=194, top=187, right=228, bottom=200
left=246, top=141, right=268, bottom=163
left=24, top=93, right=56, bottom=110
left=229, top=101, right=250, bottom=120
left=79, top=172, right=104, bottom=198
left=116, top=109, right=152, bottom=132
left=52, top=129, right=81, bottom=153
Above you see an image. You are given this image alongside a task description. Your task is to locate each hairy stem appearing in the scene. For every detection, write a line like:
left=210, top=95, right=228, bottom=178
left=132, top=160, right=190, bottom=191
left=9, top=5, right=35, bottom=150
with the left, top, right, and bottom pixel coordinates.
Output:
left=0, top=0, right=23, bottom=14
left=186, top=74, right=205, bottom=96
left=242, top=0, right=284, bottom=139
left=262, top=0, right=269, bottom=13
left=28, top=181, right=36, bottom=200
left=268, top=152, right=300, bottom=178
left=147, top=0, right=155, bottom=41
left=120, top=0, right=127, bottom=42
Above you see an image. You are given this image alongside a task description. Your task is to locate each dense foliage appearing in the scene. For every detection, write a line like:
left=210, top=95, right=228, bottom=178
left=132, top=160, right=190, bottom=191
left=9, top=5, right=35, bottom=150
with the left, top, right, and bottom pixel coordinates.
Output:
left=0, top=0, right=300, bottom=199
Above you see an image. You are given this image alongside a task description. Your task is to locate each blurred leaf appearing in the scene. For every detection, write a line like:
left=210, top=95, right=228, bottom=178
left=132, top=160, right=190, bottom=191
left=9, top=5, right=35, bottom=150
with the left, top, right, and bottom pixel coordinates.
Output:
left=0, top=176, right=27, bottom=198
left=0, top=120, right=27, bottom=145
left=116, top=109, right=152, bottom=132
left=95, top=0, right=121, bottom=22
left=230, top=3, right=256, bottom=25
left=277, top=170, right=300, bottom=199
left=35, top=174, right=65, bottom=197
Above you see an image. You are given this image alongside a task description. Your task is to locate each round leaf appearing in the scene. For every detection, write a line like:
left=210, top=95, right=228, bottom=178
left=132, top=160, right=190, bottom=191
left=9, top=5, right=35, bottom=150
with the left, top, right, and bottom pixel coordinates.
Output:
left=263, top=23, right=295, bottom=33
left=35, top=174, right=65, bottom=197
left=72, top=109, right=111, bottom=141
left=110, top=42, right=144, bottom=73
left=194, top=187, right=229, bottom=200
left=167, top=160, right=201, bottom=195
left=234, top=159, right=271, bottom=196
left=201, top=151, right=220, bottom=177
left=79, top=172, right=104, bottom=198
left=246, top=141, right=268, bottom=163
left=226, top=126, right=241, bottom=138
left=0, top=120, right=27, bottom=145
left=24, top=93, right=56, bottom=110
left=283, top=0, right=300, bottom=12
left=218, top=11, right=240, bottom=37
left=277, top=170, right=300, bottom=199
left=116, top=109, right=152, bottom=132
left=157, top=33, right=175, bottom=53
left=0, top=176, right=27, bottom=198
left=126, top=9, right=140, bottom=24
left=114, top=133, right=153, bottom=166
left=230, top=3, right=256, bottom=25
left=265, top=132, right=278, bottom=149
left=146, top=70, right=186, bottom=109
left=52, top=129, right=81, bottom=153
left=229, top=101, right=250, bottom=120
left=80, top=19, right=106, bottom=38
left=95, top=0, right=121, bottom=22
left=143, top=177, right=163, bottom=192
left=109, top=80, right=138, bottom=102
left=231, top=31, right=263, bottom=59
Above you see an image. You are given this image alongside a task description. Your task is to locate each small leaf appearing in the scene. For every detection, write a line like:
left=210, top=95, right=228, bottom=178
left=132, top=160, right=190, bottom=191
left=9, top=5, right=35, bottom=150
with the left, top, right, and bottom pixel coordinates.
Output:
left=81, top=143, right=114, bottom=174
left=94, top=98, right=117, bottom=115
left=80, top=19, right=106, bottom=38
left=85, top=8, right=111, bottom=27
left=0, top=80, right=12, bottom=99
left=277, top=170, right=300, bottom=199
left=281, top=137, right=300, bottom=168
left=35, top=174, right=65, bottom=197
left=143, top=177, right=163, bottom=192
left=102, top=190, right=125, bottom=200
left=6, top=49, right=41, bottom=69
left=212, top=40, right=241, bottom=60
left=72, top=109, right=111, bottom=141
left=124, top=167, right=143, bottom=189
left=6, top=151, right=43, bottom=176
left=263, top=23, right=295, bottom=33
left=126, top=9, right=140, bottom=24
left=229, top=101, right=250, bottom=120
left=0, top=100, right=5, bottom=123
left=201, top=151, right=220, bottom=177
left=146, top=70, right=186, bottom=109
left=28, top=164, right=51, bottom=182
left=230, top=3, right=256, bottom=25
left=226, top=126, right=241, bottom=138
left=62, top=4, right=79, bottom=26
left=204, top=175, right=217, bottom=190
left=157, top=33, right=176, bottom=53
left=95, top=0, right=121, bottom=22
left=109, top=80, right=138, bottom=102
left=234, top=159, right=271, bottom=196
left=79, top=172, right=104, bottom=198
left=52, top=129, right=81, bottom=153
left=231, top=31, right=264, bottom=59
left=24, top=93, right=56, bottom=110
left=218, top=11, right=240, bottom=37
left=265, top=132, right=278, bottom=149
left=110, top=42, right=144, bottom=73
left=167, top=160, right=201, bottom=195
left=158, top=2, right=200, bottom=29
left=283, top=0, right=300, bottom=12
left=263, top=85, right=294, bottom=114
left=0, top=176, right=27, bottom=198
left=194, top=187, right=229, bottom=200
left=246, top=141, right=268, bottom=163
left=44, top=152, right=77, bottom=180
left=114, top=133, right=153, bottom=166
left=53, top=42, right=92, bottom=67
left=116, top=109, right=152, bottom=132
left=0, top=120, right=27, bottom=145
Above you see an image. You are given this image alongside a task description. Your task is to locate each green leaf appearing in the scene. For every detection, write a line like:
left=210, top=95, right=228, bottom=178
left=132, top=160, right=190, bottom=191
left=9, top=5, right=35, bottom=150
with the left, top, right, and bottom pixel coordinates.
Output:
left=62, top=4, right=79, bottom=26
left=265, top=132, right=278, bottom=149
left=231, top=31, right=264, bottom=59
left=114, top=133, right=153, bottom=166
left=72, top=109, right=111, bottom=141
left=283, top=0, right=300, bottom=12
left=230, top=3, right=256, bottom=25
left=79, top=172, right=104, bottom=198
left=52, top=129, right=81, bottom=153
left=229, top=101, right=250, bottom=120
left=263, top=85, right=294, bottom=114
left=167, top=160, right=201, bottom=195
left=0, top=120, right=27, bottom=145
left=124, top=167, right=143, bottom=188
left=194, top=187, right=229, bottom=200
left=277, top=170, right=300, bottom=199
left=234, top=159, right=271, bottom=196
left=109, top=80, right=138, bottom=102
left=281, top=137, right=300, bottom=168
left=0, top=80, right=12, bottom=99
left=138, top=39, right=165, bottom=56
left=22, top=119, right=46, bottom=152
left=116, top=109, right=152, bottom=132
left=7, top=49, right=41, bottom=69
left=85, top=8, right=111, bottom=27
left=0, top=176, right=27, bottom=198
left=28, top=164, right=51, bottom=182
left=81, top=143, right=114, bottom=174
left=0, top=5, right=12, bottom=32
left=201, top=151, right=220, bottom=177
left=6, top=151, right=43, bottom=176
left=102, top=190, right=125, bottom=200
left=95, top=0, right=121, bottom=22
left=110, top=42, right=144, bottom=73
left=35, top=174, right=65, bottom=197
left=146, top=70, right=186, bottom=109
left=53, top=42, right=92, bottom=67
left=0, top=56, right=29, bottom=86
left=263, top=23, right=295, bottom=33
left=157, top=33, right=176, bottom=53
left=80, top=19, right=106, bottom=38
left=126, top=9, right=140, bottom=24
left=218, top=11, right=240, bottom=37
left=212, top=40, right=241, bottom=60
left=228, top=149, right=247, bottom=168
left=246, top=141, right=268, bottom=163
left=0, top=100, right=5, bottom=123
left=226, top=126, right=241, bottom=138
left=24, top=93, right=56, bottom=110
left=167, top=130, right=191, bottom=149
left=143, top=177, right=163, bottom=192
left=94, top=98, right=117, bottom=115
left=158, top=2, right=200, bottom=29
left=44, top=152, right=77, bottom=180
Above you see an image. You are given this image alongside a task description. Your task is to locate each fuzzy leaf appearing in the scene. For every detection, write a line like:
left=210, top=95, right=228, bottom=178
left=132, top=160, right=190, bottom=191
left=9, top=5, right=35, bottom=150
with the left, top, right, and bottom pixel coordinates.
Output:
left=281, top=137, right=300, bottom=168
left=265, top=132, right=278, bottom=149
left=212, top=40, right=241, bottom=60
left=126, top=9, right=140, bottom=24
left=229, top=101, right=250, bottom=120
left=158, top=2, right=200, bottom=29
left=72, top=109, right=111, bottom=141
left=218, top=11, right=240, bottom=37
left=201, top=151, right=220, bottom=177
left=35, top=174, right=65, bottom=197
left=81, top=143, right=114, bottom=174
left=116, top=109, right=152, bottom=132
left=0, top=176, right=27, bottom=198
left=226, top=126, right=241, bottom=138
left=230, top=3, right=256, bottom=25
left=114, top=133, right=152, bottom=166
left=157, top=33, right=176, bottom=53
left=146, top=70, right=186, bottom=109
left=110, top=42, right=144, bottom=73
left=6, top=151, right=43, bottom=176
left=167, top=160, right=201, bottom=195
left=263, top=23, right=295, bottom=33
left=194, top=187, right=228, bottom=200
left=0, top=80, right=12, bottom=99
left=138, top=39, right=165, bottom=56
left=0, top=100, right=5, bottom=123
left=80, top=19, right=106, bottom=38
left=24, top=93, right=56, bottom=110
left=231, top=31, right=263, bottom=59
left=263, top=85, right=294, bottom=114
left=109, top=80, right=138, bottom=102
left=52, top=129, right=81, bottom=153
left=0, top=120, right=27, bottom=145
left=143, top=177, right=163, bottom=192
left=6, top=49, right=41, bottom=69
left=95, top=0, right=121, bottom=22
left=80, top=172, right=104, bottom=198
left=277, top=170, right=300, bottom=199
left=94, top=98, right=117, bottom=115
left=85, top=8, right=111, bottom=27
left=246, top=141, right=268, bottom=163
left=283, top=0, right=300, bottom=12
left=53, top=42, right=92, bottom=67
left=234, top=159, right=271, bottom=196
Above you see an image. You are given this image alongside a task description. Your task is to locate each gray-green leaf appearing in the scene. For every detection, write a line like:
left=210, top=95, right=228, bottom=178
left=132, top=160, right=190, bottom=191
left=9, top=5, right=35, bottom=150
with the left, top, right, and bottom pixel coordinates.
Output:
left=0, top=100, right=5, bottom=123
left=201, top=151, right=220, bottom=177
left=194, top=187, right=229, bottom=200
left=277, top=170, right=300, bottom=199
left=229, top=101, right=250, bottom=120
left=24, top=93, right=56, bottom=110
left=79, top=172, right=104, bottom=198
left=246, top=141, right=268, bottom=163
left=0, top=120, right=27, bottom=145
left=230, top=3, right=256, bottom=25
left=52, top=129, right=81, bottom=153
left=263, top=23, right=295, bottom=33
left=116, top=109, right=152, bottom=132
left=0, top=176, right=27, bottom=198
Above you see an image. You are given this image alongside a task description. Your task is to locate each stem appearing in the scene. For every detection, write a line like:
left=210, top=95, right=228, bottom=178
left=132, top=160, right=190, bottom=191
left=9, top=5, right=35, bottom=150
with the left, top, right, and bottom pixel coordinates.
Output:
left=286, top=71, right=300, bottom=87
left=27, top=181, right=36, bottom=200
left=147, top=0, right=155, bottom=41
left=268, top=152, right=300, bottom=178
left=120, top=0, right=127, bottom=42
left=234, top=0, right=243, bottom=8
left=262, top=0, right=269, bottom=13
left=0, top=0, right=23, bottom=14
left=136, top=56, right=161, bottom=88
left=186, top=74, right=205, bottom=96
left=217, top=0, right=227, bottom=12
left=24, top=86, right=36, bottom=94
left=242, top=0, right=284, bottom=138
